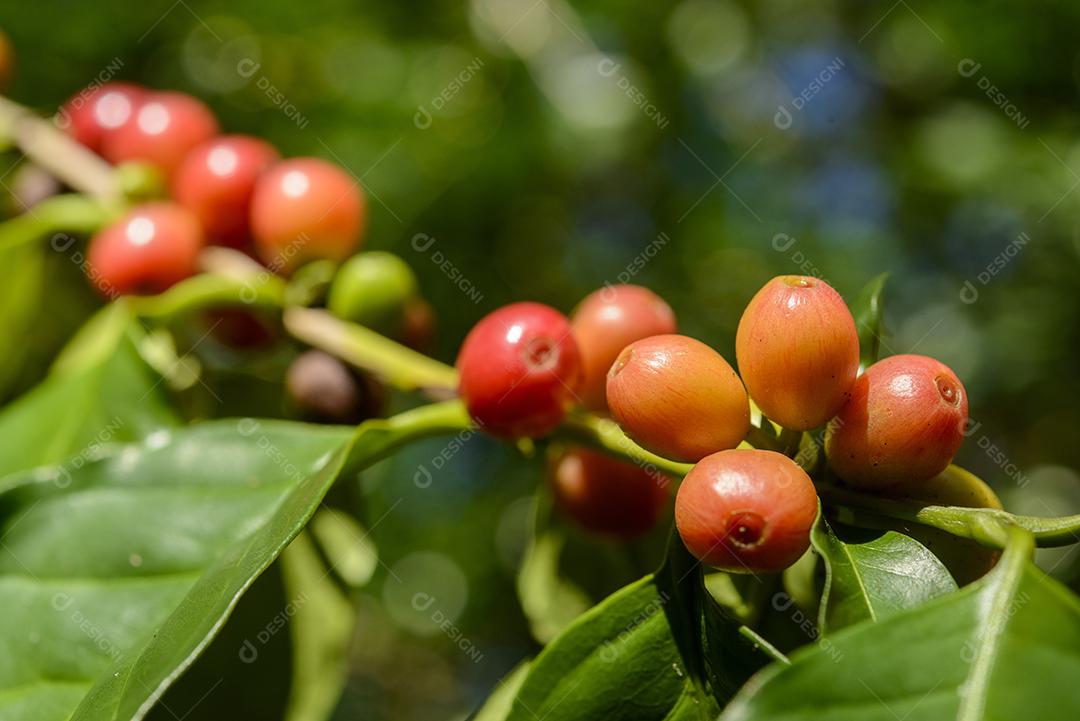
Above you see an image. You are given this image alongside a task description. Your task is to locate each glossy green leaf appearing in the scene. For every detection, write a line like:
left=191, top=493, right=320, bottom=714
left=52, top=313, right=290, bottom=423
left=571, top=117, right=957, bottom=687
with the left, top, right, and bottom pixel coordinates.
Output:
left=0, top=304, right=178, bottom=479
left=849, top=272, right=889, bottom=371
left=656, top=532, right=776, bottom=701
left=0, top=401, right=471, bottom=721
left=721, top=530, right=1080, bottom=721
left=812, top=518, right=956, bottom=634
left=506, top=532, right=772, bottom=720
left=507, top=576, right=718, bottom=721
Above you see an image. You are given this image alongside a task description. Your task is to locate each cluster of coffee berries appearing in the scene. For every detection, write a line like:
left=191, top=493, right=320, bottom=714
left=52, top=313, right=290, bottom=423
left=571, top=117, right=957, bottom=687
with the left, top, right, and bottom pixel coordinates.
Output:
left=455, top=287, right=678, bottom=539
left=59, top=81, right=364, bottom=295
left=456, top=276, right=969, bottom=570
left=55, top=81, right=436, bottom=421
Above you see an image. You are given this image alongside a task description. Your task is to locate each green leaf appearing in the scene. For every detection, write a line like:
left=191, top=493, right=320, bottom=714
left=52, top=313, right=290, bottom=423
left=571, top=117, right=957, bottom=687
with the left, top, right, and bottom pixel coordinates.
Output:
left=849, top=272, right=889, bottom=371
left=507, top=576, right=718, bottom=721
left=472, top=660, right=531, bottom=721
left=515, top=486, right=666, bottom=644
left=280, top=530, right=356, bottom=721
left=812, top=517, right=957, bottom=634
left=516, top=493, right=596, bottom=643
left=0, top=401, right=471, bottom=721
left=656, top=531, right=775, bottom=702
left=721, top=529, right=1080, bottom=721
left=506, top=532, right=773, bottom=720
left=0, top=304, right=178, bottom=479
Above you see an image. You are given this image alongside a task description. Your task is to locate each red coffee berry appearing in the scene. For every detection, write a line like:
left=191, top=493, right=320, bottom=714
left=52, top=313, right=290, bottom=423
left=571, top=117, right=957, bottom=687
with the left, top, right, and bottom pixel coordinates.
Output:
left=249, top=158, right=365, bottom=273
left=550, top=447, right=670, bottom=539
left=59, top=82, right=144, bottom=152
left=86, top=202, right=204, bottom=296
left=570, top=284, right=677, bottom=411
left=172, top=135, right=279, bottom=248
left=676, top=449, right=817, bottom=573
left=825, top=354, right=969, bottom=488
left=735, top=275, right=859, bottom=431
left=606, top=334, right=750, bottom=462
left=101, top=91, right=219, bottom=176
left=456, top=302, right=582, bottom=438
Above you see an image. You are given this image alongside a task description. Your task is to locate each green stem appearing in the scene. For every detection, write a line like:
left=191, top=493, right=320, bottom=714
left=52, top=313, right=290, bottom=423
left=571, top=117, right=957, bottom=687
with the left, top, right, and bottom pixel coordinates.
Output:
left=283, top=306, right=459, bottom=393
left=738, top=625, right=790, bottom=666
left=344, top=399, right=471, bottom=463
left=556, top=412, right=693, bottom=478
left=130, top=272, right=286, bottom=320
left=0, top=194, right=115, bottom=250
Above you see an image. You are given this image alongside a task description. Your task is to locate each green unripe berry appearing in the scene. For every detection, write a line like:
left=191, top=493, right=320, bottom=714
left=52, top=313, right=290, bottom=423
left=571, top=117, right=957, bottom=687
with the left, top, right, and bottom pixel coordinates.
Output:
left=327, top=251, right=420, bottom=337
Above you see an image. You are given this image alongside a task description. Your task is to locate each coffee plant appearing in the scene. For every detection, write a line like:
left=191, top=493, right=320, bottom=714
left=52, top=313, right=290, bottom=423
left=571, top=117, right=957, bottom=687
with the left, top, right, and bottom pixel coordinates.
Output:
left=0, top=60, right=1078, bottom=721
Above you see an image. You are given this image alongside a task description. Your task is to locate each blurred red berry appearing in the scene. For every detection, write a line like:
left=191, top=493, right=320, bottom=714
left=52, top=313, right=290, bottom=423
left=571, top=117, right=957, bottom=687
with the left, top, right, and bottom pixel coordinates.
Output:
left=0, top=29, right=15, bottom=92
left=59, top=82, right=144, bottom=152
left=101, top=91, right=218, bottom=176
left=570, top=284, right=677, bottom=412
left=676, top=449, right=818, bottom=573
left=606, top=334, right=750, bottom=462
left=204, top=308, right=277, bottom=350
left=736, top=275, right=860, bottom=431
left=173, top=135, right=279, bottom=248
left=249, top=158, right=365, bottom=274
left=826, top=354, right=969, bottom=488
left=456, top=302, right=582, bottom=438
left=87, top=202, right=204, bottom=296
left=402, top=297, right=437, bottom=353
left=550, top=447, right=670, bottom=539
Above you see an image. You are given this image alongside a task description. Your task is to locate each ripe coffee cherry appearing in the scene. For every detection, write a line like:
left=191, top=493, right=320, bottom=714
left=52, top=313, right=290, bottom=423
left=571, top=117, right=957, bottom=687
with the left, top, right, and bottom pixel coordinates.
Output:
left=456, top=302, right=582, bottom=438
left=101, top=91, right=219, bottom=176
left=550, top=447, right=670, bottom=540
left=327, top=252, right=419, bottom=336
left=736, top=276, right=859, bottom=431
left=59, top=82, right=144, bottom=152
left=250, top=158, right=365, bottom=273
left=825, top=354, right=968, bottom=488
left=570, top=284, right=677, bottom=411
left=87, top=202, right=204, bottom=296
left=606, top=335, right=749, bottom=462
left=286, top=350, right=384, bottom=424
left=676, top=449, right=818, bottom=573
left=172, top=135, right=279, bottom=247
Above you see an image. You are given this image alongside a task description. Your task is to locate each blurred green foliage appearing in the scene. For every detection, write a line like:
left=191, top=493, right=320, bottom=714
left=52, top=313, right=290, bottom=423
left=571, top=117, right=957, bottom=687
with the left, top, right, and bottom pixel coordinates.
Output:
left=3, top=0, right=1080, bottom=718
